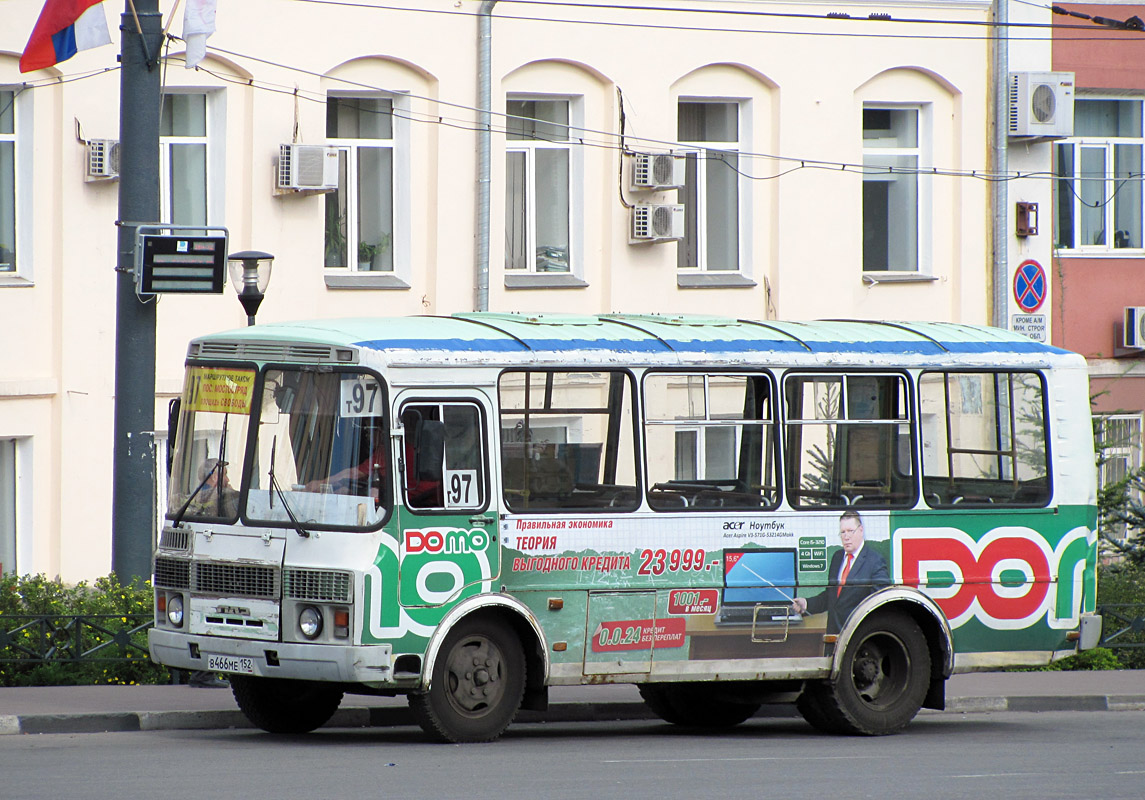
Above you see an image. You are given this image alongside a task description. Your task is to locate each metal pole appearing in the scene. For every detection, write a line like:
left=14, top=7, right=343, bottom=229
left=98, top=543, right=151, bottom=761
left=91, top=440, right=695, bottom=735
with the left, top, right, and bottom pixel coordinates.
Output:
left=474, top=1, right=497, bottom=312
left=991, top=0, right=1009, bottom=329
left=111, top=2, right=162, bottom=583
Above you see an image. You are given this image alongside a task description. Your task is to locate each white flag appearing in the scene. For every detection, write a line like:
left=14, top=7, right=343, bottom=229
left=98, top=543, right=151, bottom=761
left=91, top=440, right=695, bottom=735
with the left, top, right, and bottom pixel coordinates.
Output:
left=183, top=0, right=217, bottom=69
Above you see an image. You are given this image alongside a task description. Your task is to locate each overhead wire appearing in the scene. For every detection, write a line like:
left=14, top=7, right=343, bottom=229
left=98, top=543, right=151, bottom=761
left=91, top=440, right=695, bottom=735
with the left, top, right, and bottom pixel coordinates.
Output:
left=198, top=42, right=1145, bottom=202
left=280, top=0, right=1145, bottom=39
left=7, top=4, right=1141, bottom=210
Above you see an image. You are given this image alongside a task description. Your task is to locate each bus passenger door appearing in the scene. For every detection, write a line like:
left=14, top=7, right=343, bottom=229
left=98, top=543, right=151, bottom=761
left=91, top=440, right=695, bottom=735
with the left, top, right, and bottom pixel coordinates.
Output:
left=394, top=392, right=500, bottom=610
left=584, top=591, right=656, bottom=675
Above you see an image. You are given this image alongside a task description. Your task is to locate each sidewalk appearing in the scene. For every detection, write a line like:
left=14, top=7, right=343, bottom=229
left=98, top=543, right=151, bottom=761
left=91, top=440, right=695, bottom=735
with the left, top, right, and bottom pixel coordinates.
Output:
left=2, top=670, right=1144, bottom=736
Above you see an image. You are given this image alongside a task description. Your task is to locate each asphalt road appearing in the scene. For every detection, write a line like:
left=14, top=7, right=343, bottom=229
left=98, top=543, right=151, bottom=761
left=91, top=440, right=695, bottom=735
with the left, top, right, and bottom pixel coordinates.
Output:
left=1, top=710, right=1142, bottom=800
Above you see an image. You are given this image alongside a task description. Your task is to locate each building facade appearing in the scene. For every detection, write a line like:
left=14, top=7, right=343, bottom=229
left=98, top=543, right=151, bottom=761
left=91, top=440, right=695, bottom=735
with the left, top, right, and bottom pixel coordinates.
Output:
left=1052, top=2, right=1145, bottom=544
left=2, top=0, right=1007, bottom=580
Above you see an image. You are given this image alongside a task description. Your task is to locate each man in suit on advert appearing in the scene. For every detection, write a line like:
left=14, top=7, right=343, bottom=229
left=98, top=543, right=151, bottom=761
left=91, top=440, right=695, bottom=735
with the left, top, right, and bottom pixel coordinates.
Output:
left=792, top=510, right=890, bottom=634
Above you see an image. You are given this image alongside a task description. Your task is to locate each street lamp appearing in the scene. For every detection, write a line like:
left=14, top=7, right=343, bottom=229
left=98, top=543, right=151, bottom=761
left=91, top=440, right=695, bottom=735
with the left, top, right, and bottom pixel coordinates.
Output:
left=227, top=250, right=274, bottom=326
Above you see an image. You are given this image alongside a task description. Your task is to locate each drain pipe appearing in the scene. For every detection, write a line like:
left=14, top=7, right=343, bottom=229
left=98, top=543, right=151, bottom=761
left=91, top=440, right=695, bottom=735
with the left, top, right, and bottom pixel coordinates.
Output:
left=991, top=0, right=1009, bottom=329
left=475, top=1, right=498, bottom=312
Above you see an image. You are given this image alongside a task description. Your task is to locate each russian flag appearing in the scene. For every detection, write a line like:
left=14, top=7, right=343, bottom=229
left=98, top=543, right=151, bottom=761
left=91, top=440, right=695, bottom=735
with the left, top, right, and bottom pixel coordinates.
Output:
left=20, top=0, right=112, bottom=74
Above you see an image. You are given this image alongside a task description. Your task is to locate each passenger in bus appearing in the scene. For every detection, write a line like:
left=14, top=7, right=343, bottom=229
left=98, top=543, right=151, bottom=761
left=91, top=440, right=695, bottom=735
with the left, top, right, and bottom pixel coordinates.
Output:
left=187, top=458, right=239, bottom=517
left=790, top=510, right=889, bottom=634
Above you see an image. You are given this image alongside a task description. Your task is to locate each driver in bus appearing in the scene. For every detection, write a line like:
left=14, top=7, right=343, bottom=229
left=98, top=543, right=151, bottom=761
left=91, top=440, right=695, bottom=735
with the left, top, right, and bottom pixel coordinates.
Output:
left=790, top=510, right=889, bottom=634
left=305, top=424, right=388, bottom=499
left=187, top=458, right=239, bottom=517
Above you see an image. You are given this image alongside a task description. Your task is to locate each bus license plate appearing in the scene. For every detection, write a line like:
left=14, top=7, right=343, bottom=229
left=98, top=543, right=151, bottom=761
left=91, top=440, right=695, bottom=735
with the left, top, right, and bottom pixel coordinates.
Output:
left=206, top=655, right=255, bottom=674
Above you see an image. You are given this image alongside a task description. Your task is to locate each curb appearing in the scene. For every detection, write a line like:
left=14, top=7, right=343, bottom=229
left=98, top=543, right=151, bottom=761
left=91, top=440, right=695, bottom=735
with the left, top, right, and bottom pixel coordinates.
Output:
left=3, top=695, right=1144, bottom=736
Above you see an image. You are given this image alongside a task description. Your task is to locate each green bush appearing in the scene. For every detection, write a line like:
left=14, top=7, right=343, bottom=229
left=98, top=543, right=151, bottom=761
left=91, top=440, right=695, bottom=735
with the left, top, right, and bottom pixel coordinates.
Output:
left=1042, top=647, right=1123, bottom=671
left=1096, top=561, right=1145, bottom=670
left=0, top=573, right=170, bottom=687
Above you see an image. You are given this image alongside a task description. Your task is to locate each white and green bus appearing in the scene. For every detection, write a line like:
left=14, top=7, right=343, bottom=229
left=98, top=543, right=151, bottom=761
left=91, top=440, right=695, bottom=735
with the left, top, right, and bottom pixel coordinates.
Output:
left=149, top=313, right=1102, bottom=742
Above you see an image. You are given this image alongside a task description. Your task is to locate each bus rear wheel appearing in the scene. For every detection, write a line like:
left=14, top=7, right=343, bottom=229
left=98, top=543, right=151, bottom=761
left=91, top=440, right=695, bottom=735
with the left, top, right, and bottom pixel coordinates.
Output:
left=410, top=615, right=525, bottom=743
left=230, top=675, right=344, bottom=734
left=638, top=683, right=761, bottom=728
left=797, top=610, right=930, bottom=735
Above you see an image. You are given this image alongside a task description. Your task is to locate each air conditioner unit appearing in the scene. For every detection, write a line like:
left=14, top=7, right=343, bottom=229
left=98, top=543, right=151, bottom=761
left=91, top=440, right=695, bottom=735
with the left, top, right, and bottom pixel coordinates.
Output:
left=1125, top=307, right=1145, bottom=349
left=631, top=204, right=685, bottom=242
left=631, top=152, right=685, bottom=190
left=277, top=144, right=339, bottom=191
left=1009, top=72, right=1074, bottom=138
left=87, top=139, right=120, bottom=180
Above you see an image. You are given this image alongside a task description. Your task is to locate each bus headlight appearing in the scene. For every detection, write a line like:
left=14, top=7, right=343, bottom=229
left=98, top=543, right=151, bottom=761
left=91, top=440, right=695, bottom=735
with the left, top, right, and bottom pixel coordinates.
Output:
left=299, top=606, right=323, bottom=639
left=167, top=594, right=184, bottom=628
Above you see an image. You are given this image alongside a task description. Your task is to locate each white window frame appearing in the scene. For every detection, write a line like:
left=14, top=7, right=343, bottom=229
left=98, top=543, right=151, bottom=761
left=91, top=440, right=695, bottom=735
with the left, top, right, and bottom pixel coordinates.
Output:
left=0, top=86, right=33, bottom=287
left=1054, top=96, right=1145, bottom=254
left=503, top=94, right=585, bottom=287
left=670, top=424, right=742, bottom=482
left=0, top=437, right=32, bottom=575
left=159, top=89, right=224, bottom=228
left=861, top=103, right=932, bottom=277
left=324, top=91, right=411, bottom=289
left=676, top=98, right=749, bottom=276
left=1097, top=412, right=1143, bottom=542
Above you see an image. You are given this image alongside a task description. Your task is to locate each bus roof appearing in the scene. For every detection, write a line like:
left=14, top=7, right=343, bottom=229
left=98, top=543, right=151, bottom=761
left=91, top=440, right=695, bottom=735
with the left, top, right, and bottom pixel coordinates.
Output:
left=188, top=313, right=1083, bottom=369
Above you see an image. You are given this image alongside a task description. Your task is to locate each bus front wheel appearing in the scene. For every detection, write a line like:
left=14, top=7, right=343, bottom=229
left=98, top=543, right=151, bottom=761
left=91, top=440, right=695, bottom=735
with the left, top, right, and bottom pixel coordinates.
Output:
left=230, top=675, right=344, bottom=734
left=797, top=610, right=931, bottom=736
left=410, top=614, right=526, bottom=743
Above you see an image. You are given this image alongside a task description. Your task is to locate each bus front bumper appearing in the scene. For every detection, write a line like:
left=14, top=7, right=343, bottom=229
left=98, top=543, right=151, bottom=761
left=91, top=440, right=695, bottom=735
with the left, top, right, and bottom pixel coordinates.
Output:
left=148, top=628, right=393, bottom=685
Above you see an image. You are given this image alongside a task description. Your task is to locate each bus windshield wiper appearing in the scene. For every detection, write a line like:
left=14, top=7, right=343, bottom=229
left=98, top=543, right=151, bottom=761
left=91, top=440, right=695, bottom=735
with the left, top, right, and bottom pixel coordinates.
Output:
left=269, top=435, right=310, bottom=538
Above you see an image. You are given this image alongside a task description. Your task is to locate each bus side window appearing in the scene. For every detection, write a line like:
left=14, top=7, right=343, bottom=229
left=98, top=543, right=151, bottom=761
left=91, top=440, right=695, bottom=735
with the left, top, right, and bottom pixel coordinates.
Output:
left=784, top=373, right=915, bottom=509
left=644, top=372, right=778, bottom=511
left=919, top=371, right=1049, bottom=507
left=401, top=404, right=487, bottom=511
left=498, top=370, right=638, bottom=513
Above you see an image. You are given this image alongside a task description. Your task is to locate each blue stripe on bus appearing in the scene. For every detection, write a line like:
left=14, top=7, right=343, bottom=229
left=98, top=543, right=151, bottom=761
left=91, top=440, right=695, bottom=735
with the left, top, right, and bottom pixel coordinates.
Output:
left=355, top=338, right=532, bottom=353
left=354, top=337, right=1063, bottom=357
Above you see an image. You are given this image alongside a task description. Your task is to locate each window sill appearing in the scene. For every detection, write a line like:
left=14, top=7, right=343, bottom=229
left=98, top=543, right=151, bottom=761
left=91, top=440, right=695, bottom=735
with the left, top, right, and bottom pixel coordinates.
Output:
left=676, top=272, right=757, bottom=289
left=505, top=272, right=588, bottom=289
left=1055, top=250, right=1145, bottom=259
left=324, top=272, right=410, bottom=290
left=861, top=272, right=938, bottom=285
left=0, top=275, right=33, bottom=288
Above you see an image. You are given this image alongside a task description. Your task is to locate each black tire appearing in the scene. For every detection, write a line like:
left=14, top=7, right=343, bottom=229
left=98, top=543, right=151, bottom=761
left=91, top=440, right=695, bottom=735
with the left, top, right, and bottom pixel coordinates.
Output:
left=230, top=675, right=344, bottom=734
left=800, top=611, right=931, bottom=736
left=410, top=614, right=526, bottom=743
left=638, top=683, right=760, bottom=729
left=794, top=684, right=837, bottom=734
left=638, top=684, right=687, bottom=725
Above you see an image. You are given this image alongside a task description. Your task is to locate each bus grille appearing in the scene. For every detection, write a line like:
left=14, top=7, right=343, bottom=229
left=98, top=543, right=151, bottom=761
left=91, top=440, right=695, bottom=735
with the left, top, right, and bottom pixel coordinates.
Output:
left=153, top=557, right=191, bottom=589
left=284, top=568, right=353, bottom=603
left=195, top=562, right=278, bottom=598
left=159, top=528, right=190, bottom=551
left=189, top=341, right=357, bottom=364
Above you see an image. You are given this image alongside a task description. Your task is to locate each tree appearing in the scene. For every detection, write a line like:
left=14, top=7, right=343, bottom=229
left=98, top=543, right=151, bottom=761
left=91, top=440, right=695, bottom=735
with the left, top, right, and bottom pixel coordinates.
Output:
left=1092, top=406, right=1145, bottom=564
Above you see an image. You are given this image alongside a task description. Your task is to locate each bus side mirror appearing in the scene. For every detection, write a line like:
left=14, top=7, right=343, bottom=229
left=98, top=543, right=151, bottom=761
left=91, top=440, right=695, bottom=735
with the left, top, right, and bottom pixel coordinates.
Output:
left=166, top=398, right=180, bottom=478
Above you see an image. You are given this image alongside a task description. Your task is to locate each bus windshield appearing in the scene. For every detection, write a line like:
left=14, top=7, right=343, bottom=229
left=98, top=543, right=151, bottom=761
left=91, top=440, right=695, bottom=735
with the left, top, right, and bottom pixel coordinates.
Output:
left=167, top=366, right=256, bottom=523
left=245, top=368, right=390, bottom=530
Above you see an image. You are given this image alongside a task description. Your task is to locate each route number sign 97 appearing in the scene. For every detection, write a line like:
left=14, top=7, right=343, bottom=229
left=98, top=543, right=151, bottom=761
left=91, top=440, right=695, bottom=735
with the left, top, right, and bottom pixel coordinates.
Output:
left=340, top=376, right=382, bottom=418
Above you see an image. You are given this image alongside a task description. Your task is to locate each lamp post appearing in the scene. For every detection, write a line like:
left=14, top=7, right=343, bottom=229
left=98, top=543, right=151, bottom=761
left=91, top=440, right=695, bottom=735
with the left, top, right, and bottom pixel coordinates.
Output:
left=227, top=250, right=274, bottom=326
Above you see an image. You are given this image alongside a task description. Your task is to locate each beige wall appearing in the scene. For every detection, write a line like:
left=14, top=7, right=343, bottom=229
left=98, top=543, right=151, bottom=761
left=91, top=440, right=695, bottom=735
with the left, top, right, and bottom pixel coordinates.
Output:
left=1, top=0, right=1001, bottom=580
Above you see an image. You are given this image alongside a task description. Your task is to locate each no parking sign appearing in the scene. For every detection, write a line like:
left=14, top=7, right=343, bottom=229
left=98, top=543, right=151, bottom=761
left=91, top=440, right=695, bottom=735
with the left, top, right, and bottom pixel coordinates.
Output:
left=1013, top=259, right=1046, bottom=313
left=1012, top=259, right=1047, bottom=342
